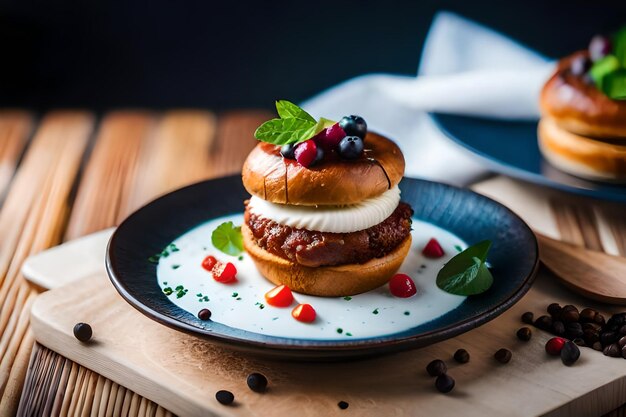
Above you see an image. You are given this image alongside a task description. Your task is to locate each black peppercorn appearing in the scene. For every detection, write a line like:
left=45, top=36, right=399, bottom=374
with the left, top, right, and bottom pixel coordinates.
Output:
left=535, top=315, right=553, bottom=331
left=73, top=323, right=92, bottom=342
left=435, top=374, right=455, bottom=393
left=560, top=308, right=580, bottom=324
left=601, top=331, right=618, bottom=346
left=603, top=343, right=621, bottom=357
left=565, top=322, right=584, bottom=339
left=426, top=359, right=447, bottom=377
left=561, top=341, right=581, bottom=366
left=494, top=348, right=512, bottom=364
left=516, top=327, right=532, bottom=341
left=338, top=401, right=349, bottom=410
left=215, top=390, right=234, bottom=405
left=547, top=303, right=562, bottom=317
left=198, top=308, right=212, bottom=321
left=453, top=349, right=470, bottom=364
left=247, top=373, right=268, bottom=393
left=583, top=329, right=599, bottom=345
left=551, top=321, right=565, bottom=336
left=521, top=311, right=534, bottom=324
left=579, top=308, right=597, bottom=323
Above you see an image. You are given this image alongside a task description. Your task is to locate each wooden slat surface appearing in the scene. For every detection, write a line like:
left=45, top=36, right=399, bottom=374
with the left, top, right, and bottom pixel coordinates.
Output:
left=2, top=108, right=626, bottom=416
left=0, top=109, right=269, bottom=417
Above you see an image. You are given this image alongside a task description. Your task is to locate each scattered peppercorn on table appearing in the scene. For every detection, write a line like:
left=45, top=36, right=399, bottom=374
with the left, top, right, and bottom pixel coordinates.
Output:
left=2, top=110, right=626, bottom=416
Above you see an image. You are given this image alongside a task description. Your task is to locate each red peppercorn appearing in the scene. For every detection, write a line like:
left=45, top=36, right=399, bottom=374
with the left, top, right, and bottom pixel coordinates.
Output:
left=422, top=238, right=445, bottom=258
left=545, top=337, right=567, bottom=356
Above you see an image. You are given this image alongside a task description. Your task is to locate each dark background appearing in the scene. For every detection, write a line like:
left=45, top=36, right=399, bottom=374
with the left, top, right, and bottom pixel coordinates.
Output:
left=1, top=0, right=625, bottom=111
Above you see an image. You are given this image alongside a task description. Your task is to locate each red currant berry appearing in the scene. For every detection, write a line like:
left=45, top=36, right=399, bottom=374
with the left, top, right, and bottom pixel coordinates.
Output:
left=315, top=124, right=346, bottom=150
left=294, top=140, right=318, bottom=168
left=545, top=337, right=567, bottom=356
left=422, top=238, right=444, bottom=258
left=389, top=273, right=417, bottom=298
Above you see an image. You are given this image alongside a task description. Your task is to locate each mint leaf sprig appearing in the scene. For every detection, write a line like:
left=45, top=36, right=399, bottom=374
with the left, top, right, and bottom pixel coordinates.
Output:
left=211, top=221, right=244, bottom=256
left=254, top=100, right=335, bottom=145
left=590, top=26, right=626, bottom=100
left=436, top=240, right=493, bottom=296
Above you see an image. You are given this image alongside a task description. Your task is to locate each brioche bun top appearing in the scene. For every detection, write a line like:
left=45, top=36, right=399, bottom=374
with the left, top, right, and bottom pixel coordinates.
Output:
left=241, top=132, right=405, bottom=206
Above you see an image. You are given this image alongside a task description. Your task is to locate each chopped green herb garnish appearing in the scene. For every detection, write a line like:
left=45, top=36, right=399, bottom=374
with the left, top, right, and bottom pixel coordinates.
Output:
left=437, top=240, right=493, bottom=296
left=169, top=243, right=179, bottom=252
left=346, top=332, right=353, bottom=337
left=238, top=255, right=244, bottom=261
left=336, top=328, right=343, bottom=334
left=162, top=281, right=168, bottom=285
left=455, top=245, right=463, bottom=252
left=163, top=287, right=173, bottom=296
left=196, top=293, right=202, bottom=297
left=211, top=221, right=244, bottom=256
left=236, top=297, right=242, bottom=301
left=255, top=302, right=265, bottom=310
left=404, top=311, right=410, bottom=316
left=171, top=264, right=180, bottom=270
left=372, top=308, right=379, bottom=315
left=203, top=296, right=209, bottom=301
left=272, top=317, right=279, bottom=321
left=175, top=285, right=183, bottom=290
left=148, top=254, right=160, bottom=263
left=343, top=296, right=352, bottom=301
left=232, top=292, right=239, bottom=298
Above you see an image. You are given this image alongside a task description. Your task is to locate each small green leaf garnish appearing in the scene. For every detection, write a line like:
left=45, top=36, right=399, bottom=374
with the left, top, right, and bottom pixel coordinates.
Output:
left=336, top=328, right=343, bottom=334
left=372, top=308, right=379, bottom=315
left=275, top=100, right=316, bottom=122
left=253, top=100, right=335, bottom=145
left=436, top=240, right=493, bottom=296
left=343, top=296, right=352, bottom=301
left=211, top=221, right=243, bottom=256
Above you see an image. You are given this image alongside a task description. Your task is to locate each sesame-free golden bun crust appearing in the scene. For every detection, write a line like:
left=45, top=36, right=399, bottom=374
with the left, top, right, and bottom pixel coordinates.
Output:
left=538, top=117, right=626, bottom=182
left=242, top=223, right=411, bottom=297
left=241, top=132, right=405, bottom=206
left=540, top=51, right=626, bottom=139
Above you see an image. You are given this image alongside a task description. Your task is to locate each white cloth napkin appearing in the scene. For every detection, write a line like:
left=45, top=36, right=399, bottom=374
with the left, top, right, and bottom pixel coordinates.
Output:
left=301, top=12, right=554, bottom=186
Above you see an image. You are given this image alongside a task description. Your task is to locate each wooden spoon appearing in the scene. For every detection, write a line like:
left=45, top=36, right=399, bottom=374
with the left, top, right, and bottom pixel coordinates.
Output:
left=537, top=233, right=626, bottom=304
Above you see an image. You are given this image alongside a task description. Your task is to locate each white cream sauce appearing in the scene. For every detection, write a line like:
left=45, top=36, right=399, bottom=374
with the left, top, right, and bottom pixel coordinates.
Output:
left=156, top=214, right=467, bottom=340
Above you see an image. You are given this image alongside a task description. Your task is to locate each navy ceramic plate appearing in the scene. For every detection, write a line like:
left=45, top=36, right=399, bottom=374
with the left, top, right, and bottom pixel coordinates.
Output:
left=106, top=175, right=539, bottom=360
left=431, top=113, right=626, bottom=203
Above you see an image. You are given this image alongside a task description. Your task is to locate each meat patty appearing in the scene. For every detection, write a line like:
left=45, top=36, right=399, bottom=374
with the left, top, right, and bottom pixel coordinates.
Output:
left=244, top=202, right=413, bottom=267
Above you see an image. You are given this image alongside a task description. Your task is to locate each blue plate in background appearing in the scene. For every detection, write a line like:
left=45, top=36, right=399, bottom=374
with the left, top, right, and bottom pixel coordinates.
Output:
left=431, top=113, right=626, bottom=203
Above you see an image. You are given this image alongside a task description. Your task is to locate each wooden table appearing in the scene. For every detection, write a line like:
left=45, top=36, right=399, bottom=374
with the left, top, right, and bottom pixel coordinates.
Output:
left=1, top=109, right=625, bottom=417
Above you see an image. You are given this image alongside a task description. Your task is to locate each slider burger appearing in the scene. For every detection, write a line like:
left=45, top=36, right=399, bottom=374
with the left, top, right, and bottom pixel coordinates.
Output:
left=242, top=102, right=413, bottom=296
left=539, top=28, right=626, bottom=182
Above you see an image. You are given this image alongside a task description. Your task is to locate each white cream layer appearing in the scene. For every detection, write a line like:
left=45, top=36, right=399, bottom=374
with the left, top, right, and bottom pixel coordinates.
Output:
left=247, top=186, right=401, bottom=233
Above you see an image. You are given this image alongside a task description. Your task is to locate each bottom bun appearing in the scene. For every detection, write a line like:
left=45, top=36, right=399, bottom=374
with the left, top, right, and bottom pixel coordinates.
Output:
left=242, top=224, right=411, bottom=296
left=538, top=117, right=626, bottom=182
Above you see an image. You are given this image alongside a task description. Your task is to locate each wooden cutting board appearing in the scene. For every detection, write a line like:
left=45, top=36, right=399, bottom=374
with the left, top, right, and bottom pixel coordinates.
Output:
left=30, top=264, right=626, bottom=417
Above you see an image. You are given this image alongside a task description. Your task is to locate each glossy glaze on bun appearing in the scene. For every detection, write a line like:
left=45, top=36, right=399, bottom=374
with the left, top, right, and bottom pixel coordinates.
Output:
left=242, top=132, right=405, bottom=206
left=538, top=117, right=626, bottom=182
left=242, top=223, right=411, bottom=296
left=540, top=51, right=626, bottom=139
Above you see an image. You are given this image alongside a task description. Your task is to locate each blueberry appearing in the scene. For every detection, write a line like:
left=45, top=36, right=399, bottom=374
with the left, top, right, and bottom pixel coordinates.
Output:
left=280, top=143, right=296, bottom=159
left=314, top=146, right=324, bottom=164
left=339, top=115, right=367, bottom=139
left=338, top=136, right=364, bottom=159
